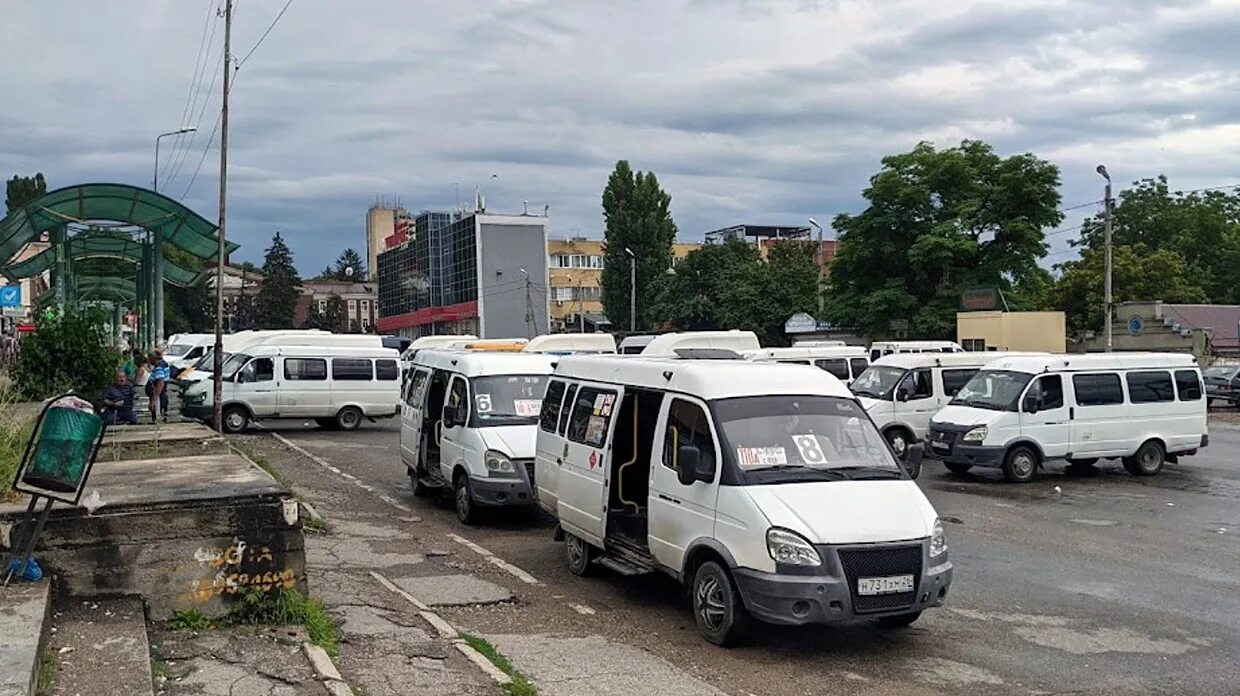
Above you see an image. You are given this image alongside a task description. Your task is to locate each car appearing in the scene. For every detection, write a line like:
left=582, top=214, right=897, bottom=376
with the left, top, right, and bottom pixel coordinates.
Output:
left=1204, top=365, right=1240, bottom=407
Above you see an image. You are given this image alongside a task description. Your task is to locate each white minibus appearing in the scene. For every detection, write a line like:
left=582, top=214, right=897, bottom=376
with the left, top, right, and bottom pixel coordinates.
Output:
left=182, top=344, right=401, bottom=433
left=523, top=333, right=617, bottom=354
left=641, top=330, right=761, bottom=356
left=401, top=349, right=557, bottom=524
left=163, top=334, right=215, bottom=370
left=535, top=355, right=951, bottom=645
left=850, top=352, right=1045, bottom=477
left=869, top=341, right=963, bottom=362
left=747, top=346, right=869, bottom=384
left=617, top=335, right=654, bottom=354
left=176, top=330, right=335, bottom=384
left=928, top=353, right=1208, bottom=482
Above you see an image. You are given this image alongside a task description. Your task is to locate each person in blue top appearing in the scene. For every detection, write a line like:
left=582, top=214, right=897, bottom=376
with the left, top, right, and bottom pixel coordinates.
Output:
left=148, top=349, right=171, bottom=422
left=101, top=370, right=138, bottom=425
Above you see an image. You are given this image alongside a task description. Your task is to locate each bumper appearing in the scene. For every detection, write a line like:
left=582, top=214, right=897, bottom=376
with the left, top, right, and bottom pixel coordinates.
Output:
left=469, top=475, right=536, bottom=508
left=941, top=443, right=1005, bottom=468
left=733, top=545, right=953, bottom=626
left=182, top=402, right=213, bottom=420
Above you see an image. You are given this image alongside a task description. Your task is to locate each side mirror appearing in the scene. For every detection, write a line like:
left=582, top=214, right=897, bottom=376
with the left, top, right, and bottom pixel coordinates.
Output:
left=904, top=443, right=924, bottom=475
left=676, top=444, right=713, bottom=485
left=1022, top=394, right=1039, bottom=414
left=236, top=372, right=247, bottom=384
left=896, top=387, right=911, bottom=403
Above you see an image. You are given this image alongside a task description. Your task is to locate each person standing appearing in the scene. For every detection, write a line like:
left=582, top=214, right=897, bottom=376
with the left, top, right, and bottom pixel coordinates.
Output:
left=149, top=350, right=171, bottom=422
left=101, top=370, right=138, bottom=425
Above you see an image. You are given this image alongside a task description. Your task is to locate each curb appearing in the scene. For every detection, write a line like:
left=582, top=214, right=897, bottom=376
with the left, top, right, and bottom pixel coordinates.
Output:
left=302, top=643, right=351, bottom=696
left=454, top=640, right=513, bottom=686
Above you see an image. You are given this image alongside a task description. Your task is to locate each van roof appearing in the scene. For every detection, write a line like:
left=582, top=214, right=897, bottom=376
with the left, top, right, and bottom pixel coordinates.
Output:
left=409, top=335, right=477, bottom=349
left=641, top=330, right=761, bottom=355
left=243, top=345, right=399, bottom=359
left=871, top=340, right=962, bottom=349
left=982, top=352, right=1199, bottom=374
left=748, top=346, right=868, bottom=361
left=871, top=351, right=1048, bottom=370
left=411, top=349, right=557, bottom=377
left=523, top=333, right=617, bottom=354
left=551, top=354, right=853, bottom=400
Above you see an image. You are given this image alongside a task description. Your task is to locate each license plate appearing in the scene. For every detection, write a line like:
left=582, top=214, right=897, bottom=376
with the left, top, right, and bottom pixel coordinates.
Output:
left=858, top=574, right=914, bottom=595
left=931, top=440, right=949, bottom=450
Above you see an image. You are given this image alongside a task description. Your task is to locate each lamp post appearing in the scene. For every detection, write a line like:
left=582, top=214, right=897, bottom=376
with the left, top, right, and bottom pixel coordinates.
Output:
left=1096, top=165, right=1113, bottom=352
left=808, top=217, right=825, bottom=317
left=153, top=127, right=196, bottom=192
left=624, top=247, right=636, bottom=333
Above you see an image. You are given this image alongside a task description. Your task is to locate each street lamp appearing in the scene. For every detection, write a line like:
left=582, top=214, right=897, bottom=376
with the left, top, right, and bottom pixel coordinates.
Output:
left=153, top=127, right=196, bottom=192
left=624, top=247, right=636, bottom=333
left=808, top=218, right=825, bottom=316
left=1096, top=165, right=1113, bottom=352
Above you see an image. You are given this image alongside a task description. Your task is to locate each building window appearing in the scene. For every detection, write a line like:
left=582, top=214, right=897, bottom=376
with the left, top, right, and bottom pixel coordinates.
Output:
left=589, top=255, right=604, bottom=269
left=549, top=254, right=571, bottom=268
left=568, top=254, right=587, bottom=268
left=962, top=338, right=986, bottom=351
left=554, top=287, right=573, bottom=302
left=361, top=300, right=370, bottom=314
left=317, top=299, right=327, bottom=312
left=578, top=286, right=601, bottom=301
left=348, top=300, right=357, bottom=317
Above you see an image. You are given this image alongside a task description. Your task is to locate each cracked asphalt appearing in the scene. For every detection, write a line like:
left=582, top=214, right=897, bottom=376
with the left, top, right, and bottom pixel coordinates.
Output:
left=239, top=417, right=1240, bottom=696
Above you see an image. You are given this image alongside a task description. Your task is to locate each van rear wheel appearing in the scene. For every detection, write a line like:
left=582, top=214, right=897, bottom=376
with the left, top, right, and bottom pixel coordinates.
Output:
left=335, top=406, right=363, bottom=431
left=692, top=561, right=750, bottom=647
left=564, top=533, right=595, bottom=576
left=1124, top=440, right=1165, bottom=476
left=1002, top=445, right=1039, bottom=483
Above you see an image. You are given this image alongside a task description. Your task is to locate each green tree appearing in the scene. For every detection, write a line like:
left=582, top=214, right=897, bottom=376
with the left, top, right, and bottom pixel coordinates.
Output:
left=14, top=306, right=118, bottom=399
left=5, top=173, right=47, bottom=214
left=323, top=295, right=346, bottom=332
left=600, top=160, right=678, bottom=332
left=301, top=302, right=328, bottom=330
left=826, top=140, right=1063, bottom=339
left=255, top=232, right=302, bottom=329
left=1053, top=244, right=1208, bottom=335
left=331, top=248, right=366, bottom=281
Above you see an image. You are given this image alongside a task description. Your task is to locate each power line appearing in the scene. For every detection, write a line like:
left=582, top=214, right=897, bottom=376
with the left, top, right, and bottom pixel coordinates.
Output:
left=164, top=1, right=222, bottom=185
left=165, top=0, right=218, bottom=174
left=178, top=106, right=223, bottom=201
left=1059, top=198, right=1103, bottom=213
left=236, top=0, right=294, bottom=67
left=165, top=22, right=225, bottom=189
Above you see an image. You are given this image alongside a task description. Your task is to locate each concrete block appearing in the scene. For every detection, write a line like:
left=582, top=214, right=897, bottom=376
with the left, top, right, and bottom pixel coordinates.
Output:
left=302, top=643, right=342, bottom=682
left=46, top=597, right=153, bottom=696
left=0, top=580, right=50, bottom=696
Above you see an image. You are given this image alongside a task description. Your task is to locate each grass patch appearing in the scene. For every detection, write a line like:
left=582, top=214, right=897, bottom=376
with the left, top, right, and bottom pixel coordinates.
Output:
left=150, top=658, right=169, bottom=689
left=460, top=632, right=539, bottom=696
left=35, top=648, right=56, bottom=696
left=230, top=439, right=290, bottom=489
left=168, top=607, right=211, bottom=632
left=0, top=379, right=35, bottom=501
left=229, top=588, right=339, bottom=656
left=304, top=515, right=327, bottom=533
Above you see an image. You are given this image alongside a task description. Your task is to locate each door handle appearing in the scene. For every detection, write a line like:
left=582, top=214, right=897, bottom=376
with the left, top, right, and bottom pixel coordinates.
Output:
left=555, top=458, right=563, bottom=466
left=1069, top=407, right=1075, bottom=420
left=657, top=493, right=682, bottom=505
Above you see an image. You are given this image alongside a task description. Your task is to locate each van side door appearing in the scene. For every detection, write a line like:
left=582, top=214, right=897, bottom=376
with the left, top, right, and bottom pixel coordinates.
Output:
left=895, top=368, right=936, bottom=438
left=1069, top=372, right=1127, bottom=456
left=534, top=379, right=569, bottom=513
left=400, top=368, right=431, bottom=472
left=280, top=357, right=329, bottom=417
left=439, top=374, right=472, bottom=480
left=239, top=357, right=277, bottom=416
left=1019, top=374, right=1070, bottom=458
left=557, top=382, right=624, bottom=546
left=648, top=396, right=721, bottom=573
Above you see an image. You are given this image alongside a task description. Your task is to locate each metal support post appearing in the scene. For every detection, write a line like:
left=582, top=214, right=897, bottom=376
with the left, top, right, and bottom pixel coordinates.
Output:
left=153, top=227, right=164, bottom=347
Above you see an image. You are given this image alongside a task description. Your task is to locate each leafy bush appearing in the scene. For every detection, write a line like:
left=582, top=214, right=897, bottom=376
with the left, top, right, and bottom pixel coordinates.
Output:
left=0, top=380, right=34, bottom=496
left=14, top=307, right=119, bottom=401
left=168, top=608, right=211, bottom=632
left=229, top=588, right=338, bottom=656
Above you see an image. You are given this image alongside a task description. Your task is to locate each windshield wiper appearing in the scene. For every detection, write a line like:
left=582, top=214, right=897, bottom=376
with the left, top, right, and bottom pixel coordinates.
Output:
left=748, top=465, right=852, bottom=479
left=833, top=466, right=903, bottom=480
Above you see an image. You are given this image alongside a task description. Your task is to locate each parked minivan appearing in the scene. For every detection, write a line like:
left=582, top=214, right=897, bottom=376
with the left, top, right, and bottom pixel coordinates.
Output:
left=401, top=349, right=557, bottom=524
left=176, top=330, right=337, bottom=384
left=523, top=333, right=617, bottom=354
left=850, top=352, right=1045, bottom=476
left=164, top=334, right=215, bottom=371
left=928, top=352, right=1207, bottom=482
left=617, top=335, right=654, bottom=354
left=869, top=341, right=963, bottom=363
left=747, top=346, right=869, bottom=384
left=182, top=344, right=401, bottom=433
left=535, top=355, right=951, bottom=645
left=640, top=330, right=761, bottom=356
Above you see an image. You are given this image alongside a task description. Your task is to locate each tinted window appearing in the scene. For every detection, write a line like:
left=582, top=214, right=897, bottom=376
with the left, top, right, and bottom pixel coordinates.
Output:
left=1126, top=371, right=1173, bottom=403
left=941, top=368, right=978, bottom=397
left=815, top=358, right=850, bottom=380
left=902, top=369, right=933, bottom=399
left=406, top=370, right=429, bottom=407
left=849, top=358, right=868, bottom=378
left=1175, top=369, right=1202, bottom=401
left=1073, top=373, right=1124, bottom=406
left=241, top=358, right=274, bottom=383
left=540, top=380, right=567, bottom=432
left=662, top=399, right=716, bottom=477
left=870, top=349, right=881, bottom=362
left=1028, top=374, right=1064, bottom=410
left=566, top=386, right=617, bottom=447
left=285, top=358, right=327, bottom=381
left=777, top=359, right=812, bottom=365
left=333, top=358, right=373, bottom=380
left=558, top=384, right=578, bottom=435
left=375, top=359, right=398, bottom=381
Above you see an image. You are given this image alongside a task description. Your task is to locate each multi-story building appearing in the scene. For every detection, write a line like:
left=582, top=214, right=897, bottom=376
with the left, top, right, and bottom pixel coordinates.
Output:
left=365, top=201, right=408, bottom=282
left=376, top=211, right=549, bottom=338
left=546, top=237, right=702, bottom=332
left=294, top=280, right=379, bottom=332
left=705, top=224, right=837, bottom=270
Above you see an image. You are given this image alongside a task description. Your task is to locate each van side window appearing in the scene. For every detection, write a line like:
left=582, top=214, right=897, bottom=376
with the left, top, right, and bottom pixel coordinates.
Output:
left=849, top=358, right=868, bottom=378
left=333, top=358, right=374, bottom=381
left=815, top=358, right=850, bottom=380
left=447, top=376, right=468, bottom=415
left=1073, top=373, right=1124, bottom=406
left=779, top=359, right=812, bottom=365
left=285, top=358, right=327, bottom=381
left=242, top=358, right=274, bottom=383
left=558, top=384, right=578, bottom=435
left=375, top=359, right=399, bottom=381
left=1126, top=371, right=1174, bottom=403
left=662, top=399, right=716, bottom=476
left=870, top=349, right=881, bottom=362
left=406, top=370, right=429, bottom=407
left=566, top=387, right=617, bottom=448
left=1175, top=369, right=1203, bottom=400
left=540, top=380, right=567, bottom=432
left=941, top=369, right=977, bottom=397
left=903, top=369, right=933, bottom=399
left=1030, top=375, right=1064, bottom=409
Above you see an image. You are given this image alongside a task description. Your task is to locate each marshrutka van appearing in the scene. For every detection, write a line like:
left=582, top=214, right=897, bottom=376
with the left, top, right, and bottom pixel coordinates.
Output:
left=928, top=352, right=1208, bottom=483
left=850, top=352, right=1045, bottom=476
left=182, top=344, right=401, bottom=433
left=401, top=349, right=557, bottom=523
left=746, top=346, right=870, bottom=384
left=868, top=340, right=963, bottom=362
left=534, top=355, right=951, bottom=645
left=641, top=330, right=761, bottom=356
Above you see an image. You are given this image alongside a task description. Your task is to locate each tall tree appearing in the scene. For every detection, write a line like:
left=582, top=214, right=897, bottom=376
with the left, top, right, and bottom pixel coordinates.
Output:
left=600, top=160, right=678, bottom=332
left=323, top=295, right=346, bottom=332
left=1053, top=244, right=1207, bottom=335
left=255, top=232, right=302, bottom=329
left=332, top=248, right=366, bottom=281
left=826, top=140, right=1063, bottom=339
left=5, top=173, right=47, bottom=214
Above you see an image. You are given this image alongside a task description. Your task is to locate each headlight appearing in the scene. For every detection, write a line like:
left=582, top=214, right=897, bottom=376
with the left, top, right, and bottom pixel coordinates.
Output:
left=962, top=426, right=988, bottom=442
left=484, top=450, right=517, bottom=476
left=930, top=517, right=947, bottom=558
left=766, top=528, right=822, bottom=567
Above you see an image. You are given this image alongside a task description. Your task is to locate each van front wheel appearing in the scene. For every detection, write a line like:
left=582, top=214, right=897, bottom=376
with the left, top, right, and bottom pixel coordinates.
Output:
left=692, top=561, right=750, bottom=647
left=221, top=406, right=249, bottom=434
left=335, top=406, right=363, bottom=431
left=454, top=474, right=478, bottom=525
left=1124, top=440, right=1165, bottom=476
left=1002, top=445, right=1039, bottom=483
left=564, top=533, right=595, bottom=576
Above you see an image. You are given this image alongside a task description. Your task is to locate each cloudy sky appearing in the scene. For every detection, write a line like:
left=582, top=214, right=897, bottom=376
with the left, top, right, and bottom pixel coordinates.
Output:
left=2, top=0, right=1238, bottom=274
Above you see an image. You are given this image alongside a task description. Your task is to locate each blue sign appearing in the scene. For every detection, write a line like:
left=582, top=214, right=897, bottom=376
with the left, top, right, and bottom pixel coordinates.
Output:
left=1128, top=316, right=1144, bottom=336
left=0, top=285, right=21, bottom=307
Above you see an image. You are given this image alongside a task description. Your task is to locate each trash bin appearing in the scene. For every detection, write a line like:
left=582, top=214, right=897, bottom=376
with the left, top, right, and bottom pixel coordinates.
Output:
left=21, top=396, right=103, bottom=493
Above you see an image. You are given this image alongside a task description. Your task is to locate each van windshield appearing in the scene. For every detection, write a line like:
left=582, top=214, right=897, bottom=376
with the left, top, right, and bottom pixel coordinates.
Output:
left=950, top=370, right=1033, bottom=411
left=166, top=343, right=193, bottom=357
left=713, top=396, right=903, bottom=484
left=849, top=366, right=906, bottom=400
left=221, top=353, right=251, bottom=380
left=470, top=375, right=548, bottom=426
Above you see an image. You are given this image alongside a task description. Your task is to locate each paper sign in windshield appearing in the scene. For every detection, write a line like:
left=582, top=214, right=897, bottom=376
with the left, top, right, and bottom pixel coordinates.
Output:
left=737, top=447, right=787, bottom=467
left=475, top=394, right=493, bottom=413
left=792, top=434, right=828, bottom=465
left=514, top=399, right=542, bottom=417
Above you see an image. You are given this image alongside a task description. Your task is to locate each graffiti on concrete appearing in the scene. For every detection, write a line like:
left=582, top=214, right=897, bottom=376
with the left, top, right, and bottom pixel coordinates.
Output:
left=182, top=537, right=296, bottom=603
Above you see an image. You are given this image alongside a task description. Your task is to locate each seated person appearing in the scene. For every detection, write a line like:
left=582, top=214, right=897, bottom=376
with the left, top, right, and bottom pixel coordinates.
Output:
left=102, top=370, right=138, bottom=425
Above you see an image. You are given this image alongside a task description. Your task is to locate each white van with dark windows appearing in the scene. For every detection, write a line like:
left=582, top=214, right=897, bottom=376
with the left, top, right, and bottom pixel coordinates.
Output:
left=850, top=353, right=1043, bottom=476
left=928, top=353, right=1207, bottom=482
left=182, top=344, right=401, bottom=433
left=534, top=355, right=951, bottom=645
left=868, top=341, right=963, bottom=363
left=747, top=346, right=870, bottom=384
left=401, top=349, right=556, bottom=523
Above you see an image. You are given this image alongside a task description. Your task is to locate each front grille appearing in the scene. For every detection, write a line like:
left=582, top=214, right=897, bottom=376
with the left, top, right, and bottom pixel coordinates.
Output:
left=837, top=544, right=922, bottom=613
left=929, top=427, right=957, bottom=454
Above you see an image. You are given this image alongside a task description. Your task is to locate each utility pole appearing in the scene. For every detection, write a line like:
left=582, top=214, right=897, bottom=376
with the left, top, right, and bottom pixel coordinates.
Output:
left=808, top=217, right=824, bottom=317
left=625, top=247, right=636, bottom=333
left=520, top=268, right=535, bottom=338
left=212, top=0, right=232, bottom=432
left=1096, top=164, right=1113, bottom=352
left=578, top=281, right=585, bottom=333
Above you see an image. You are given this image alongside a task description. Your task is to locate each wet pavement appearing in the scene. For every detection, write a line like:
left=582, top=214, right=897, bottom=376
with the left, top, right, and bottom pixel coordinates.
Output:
left=241, top=417, right=1240, bottom=696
